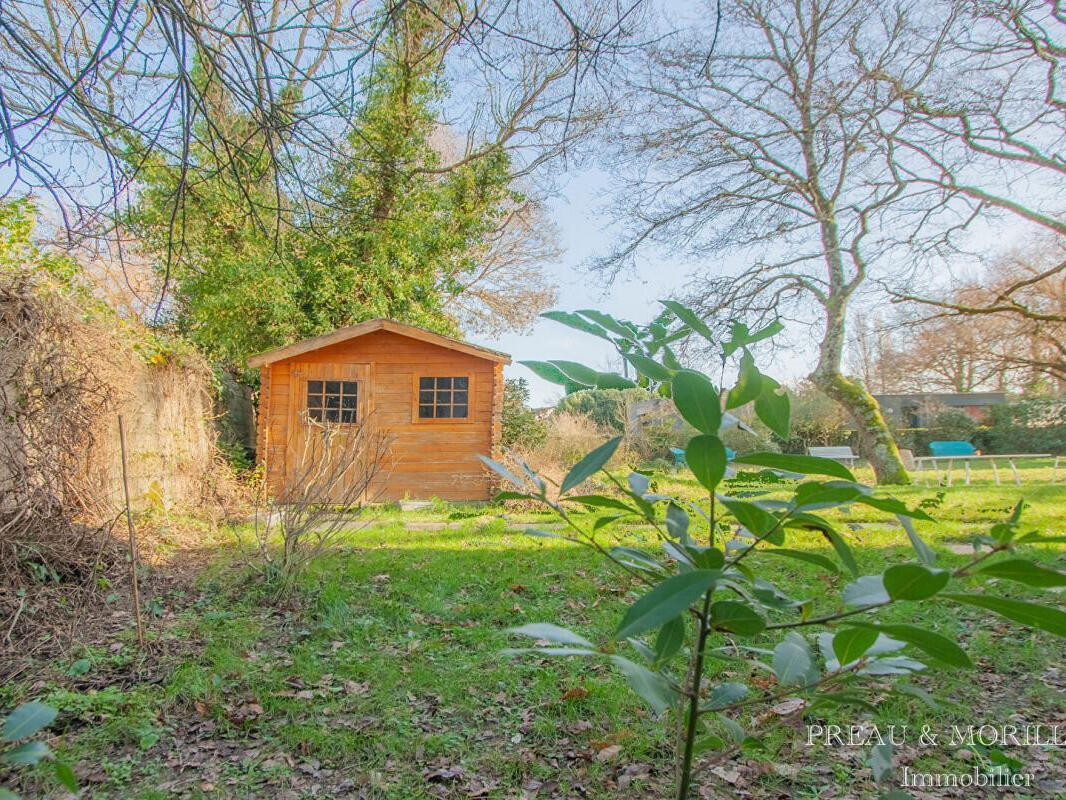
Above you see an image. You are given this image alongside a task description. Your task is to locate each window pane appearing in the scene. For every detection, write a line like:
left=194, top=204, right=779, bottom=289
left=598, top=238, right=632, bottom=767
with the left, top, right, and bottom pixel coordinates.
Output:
left=437, top=405, right=452, bottom=418
left=419, top=377, right=434, bottom=390
left=452, top=404, right=468, bottom=418
left=340, top=409, right=356, bottom=423
left=307, top=396, right=323, bottom=409
left=308, top=408, right=323, bottom=421
left=307, top=380, right=323, bottom=394
left=325, top=380, right=340, bottom=394
left=341, top=395, right=357, bottom=409
left=419, top=390, right=434, bottom=404
left=437, top=377, right=452, bottom=389
left=452, top=390, right=467, bottom=405
left=325, top=394, right=340, bottom=408
left=437, top=391, right=451, bottom=404
left=453, top=377, right=468, bottom=390
left=342, top=381, right=358, bottom=395
left=418, top=404, right=434, bottom=418
left=325, top=408, right=340, bottom=422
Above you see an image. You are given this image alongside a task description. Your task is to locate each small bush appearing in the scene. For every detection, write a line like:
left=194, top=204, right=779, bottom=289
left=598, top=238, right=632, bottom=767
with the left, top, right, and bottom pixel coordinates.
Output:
left=556, top=387, right=650, bottom=432
left=501, top=378, right=547, bottom=449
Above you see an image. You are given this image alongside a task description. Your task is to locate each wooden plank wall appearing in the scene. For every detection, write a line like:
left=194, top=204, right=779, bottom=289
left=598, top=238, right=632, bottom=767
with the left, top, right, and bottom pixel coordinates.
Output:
left=260, top=329, right=500, bottom=501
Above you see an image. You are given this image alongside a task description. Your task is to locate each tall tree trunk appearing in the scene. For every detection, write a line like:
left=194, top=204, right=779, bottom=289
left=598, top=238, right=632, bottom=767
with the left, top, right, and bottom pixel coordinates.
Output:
left=810, top=298, right=910, bottom=485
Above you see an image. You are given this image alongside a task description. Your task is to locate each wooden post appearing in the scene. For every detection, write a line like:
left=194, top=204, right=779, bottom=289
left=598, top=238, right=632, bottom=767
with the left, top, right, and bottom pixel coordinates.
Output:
left=118, top=416, right=145, bottom=648
left=964, top=459, right=971, bottom=486
left=946, top=459, right=953, bottom=488
left=1008, top=458, right=1021, bottom=486
left=991, top=459, right=1000, bottom=486
left=1053, top=455, right=1060, bottom=485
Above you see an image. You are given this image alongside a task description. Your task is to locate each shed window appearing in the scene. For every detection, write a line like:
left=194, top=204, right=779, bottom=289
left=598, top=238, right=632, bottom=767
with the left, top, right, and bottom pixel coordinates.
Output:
left=307, top=380, right=358, bottom=423
left=418, top=376, right=468, bottom=419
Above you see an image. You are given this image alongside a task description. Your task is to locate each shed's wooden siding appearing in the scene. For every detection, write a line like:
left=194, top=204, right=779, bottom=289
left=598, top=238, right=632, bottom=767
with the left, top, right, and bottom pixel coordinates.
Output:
left=257, top=329, right=501, bottom=501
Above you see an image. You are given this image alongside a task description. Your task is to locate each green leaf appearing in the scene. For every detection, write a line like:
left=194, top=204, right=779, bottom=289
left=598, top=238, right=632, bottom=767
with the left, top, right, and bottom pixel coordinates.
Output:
left=1, top=741, right=52, bottom=766
left=575, top=309, right=638, bottom=340
left=609, top=655, right=677, bottom=715
left=869, top=741, right=893, bottom=782
left=706, top=682, right=748, bottom=710
left=945, top=594, right=1066, bottom=637
left=540, top=310, right=611, bottom=339
left=659, top=299, right=716, bottom=343
left=1016, top=533, right=1066, bottom=544
left=843, top=575, right=890, bottom=606
left=794, top=482, right=864, bottom=509
left=568, top=495, right=638, bottom=513
left=560, top=437, right=622, bottom=494
left=720, top=498, right=783, bottom=544
left=724, top=319, right=783, bottom=355
left=846, top=623, right=972, bottom=669
left=616, top=570, right=719, bottom=639
left=2, top=702, right=57, bottom=742
left=666, top=503, right=690, bottom=542
left=896, top=516, right=937, bottom=565
left=805, top=521, right=859, bottom=577
left=510, top=623, right=595, bottom=649
left=685, top=435, right=728, bottom=491
left=832, top=627, right=879, bottom=666
left=67, top=658, right=91, bottom=677
left=549, top=360, right=601, bottom=387
left=732, top=452, right=855, bottom=481
left=977, top=559, right=1066, bottom=587
left=518, top=359, right=571, bottom=386
left=52, top=760, right=78, bottom=792
left=593, top=372, right=637, bottom=390
left=709, top=600, right=766, bottom=636
left=883, top=565, right=949, bottom=601
left=671, top=370, right=722, bottom=434
left=654, top=617, right=686, bottom=663
left=478, top=455, right=525, bottom=489
left=856, top=496, right=933, bottom=521
left=725, top=350, right=762, bottom=409
left=773, top=633, right=817, bottom=686
left=610, top=546, right=665, bottom=574
left=758, top=548, right=839, bottom=574
left=624, top=353, right=676, bottom=382
left=754, top=376, right=790, bottom=439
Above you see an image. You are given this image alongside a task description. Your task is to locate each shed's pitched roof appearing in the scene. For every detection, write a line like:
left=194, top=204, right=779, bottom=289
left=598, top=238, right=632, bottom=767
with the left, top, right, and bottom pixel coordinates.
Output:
left=247, top=319, right=511, bottom=367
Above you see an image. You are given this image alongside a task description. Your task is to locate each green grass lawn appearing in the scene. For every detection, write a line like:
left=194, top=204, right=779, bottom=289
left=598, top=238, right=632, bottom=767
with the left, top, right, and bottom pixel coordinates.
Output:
left=3, top=469, right=1066, bottom=799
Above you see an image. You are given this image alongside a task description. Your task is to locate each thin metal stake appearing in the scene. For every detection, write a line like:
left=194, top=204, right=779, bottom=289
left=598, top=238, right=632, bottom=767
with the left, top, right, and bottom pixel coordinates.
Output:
left=118, top=415, right=145, bottom=648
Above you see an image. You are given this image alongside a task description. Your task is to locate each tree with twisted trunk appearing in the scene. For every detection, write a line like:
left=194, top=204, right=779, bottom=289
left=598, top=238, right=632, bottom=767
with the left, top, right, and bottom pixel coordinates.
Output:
left=597, top=0, right=964, bottom=483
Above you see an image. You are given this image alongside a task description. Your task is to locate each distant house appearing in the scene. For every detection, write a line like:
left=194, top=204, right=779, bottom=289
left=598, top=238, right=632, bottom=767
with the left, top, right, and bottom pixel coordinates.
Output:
left=248, top=319, right=509, bottom=502
left=873, top=392, right=1006, bottom=428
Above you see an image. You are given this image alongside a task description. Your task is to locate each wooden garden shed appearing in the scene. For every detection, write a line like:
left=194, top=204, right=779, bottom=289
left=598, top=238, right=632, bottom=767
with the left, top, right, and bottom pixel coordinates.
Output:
left=248, top=319, right=510, bottom=502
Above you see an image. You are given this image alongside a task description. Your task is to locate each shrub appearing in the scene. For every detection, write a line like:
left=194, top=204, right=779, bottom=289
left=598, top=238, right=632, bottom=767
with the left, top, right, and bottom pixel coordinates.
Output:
left=774, top=381, right=850, bottom=453
left=556, top=387, right=650, bottom=432
left=974, top=397, right=1066, bottom=455
left=929, top=409, right=978, bottom=441
left=501, top=378, right=547, bottom=449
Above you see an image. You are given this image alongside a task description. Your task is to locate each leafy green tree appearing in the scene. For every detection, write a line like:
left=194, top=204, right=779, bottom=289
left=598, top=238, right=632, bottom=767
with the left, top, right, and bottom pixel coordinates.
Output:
left=127, top=3, right=529, bottom=370
left=501, top=378, right=547, bottom=449
left=305, top=2, right=516, bottom=340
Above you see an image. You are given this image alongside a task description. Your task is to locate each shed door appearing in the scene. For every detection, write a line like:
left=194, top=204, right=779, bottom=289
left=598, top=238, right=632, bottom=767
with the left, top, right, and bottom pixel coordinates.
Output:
left=286, top=361, right=373, bottom=503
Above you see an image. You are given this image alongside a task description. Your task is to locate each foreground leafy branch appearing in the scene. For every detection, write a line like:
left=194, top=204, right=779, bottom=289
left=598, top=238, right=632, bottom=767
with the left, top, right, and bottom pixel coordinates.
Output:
left=485, top=303, right=1066, bottom=799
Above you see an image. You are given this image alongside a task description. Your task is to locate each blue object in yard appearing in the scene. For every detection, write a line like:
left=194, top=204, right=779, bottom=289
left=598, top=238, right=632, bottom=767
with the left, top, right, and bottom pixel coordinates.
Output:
left=928, top=440, right=976, bottom=457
